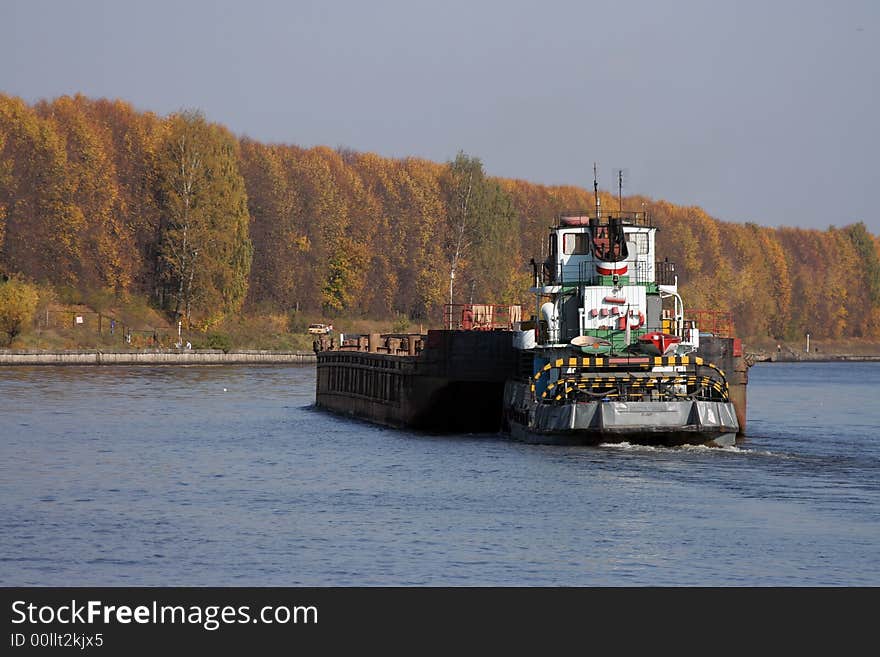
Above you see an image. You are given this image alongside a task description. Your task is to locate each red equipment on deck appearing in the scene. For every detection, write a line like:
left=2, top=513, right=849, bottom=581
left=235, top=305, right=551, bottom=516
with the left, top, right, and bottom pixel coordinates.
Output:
left=638, top=332, right=681, bottom=356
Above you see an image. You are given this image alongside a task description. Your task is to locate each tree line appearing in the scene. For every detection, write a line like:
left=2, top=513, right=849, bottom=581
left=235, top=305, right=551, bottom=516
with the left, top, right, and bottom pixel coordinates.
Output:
left=1, top=93, right=879, bottom=340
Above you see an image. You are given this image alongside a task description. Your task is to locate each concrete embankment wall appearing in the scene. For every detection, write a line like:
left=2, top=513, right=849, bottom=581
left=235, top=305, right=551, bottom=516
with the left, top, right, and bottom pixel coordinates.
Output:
left=746, top=350, right=880, bottom=363
left=0, top=350, right=316, bottom=366
left=767, top=353, right=880, bottom=363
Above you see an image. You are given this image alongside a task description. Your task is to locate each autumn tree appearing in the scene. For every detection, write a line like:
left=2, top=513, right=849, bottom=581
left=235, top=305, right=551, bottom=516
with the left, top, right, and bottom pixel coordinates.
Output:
left=83, top=98, right=165, bottom=297
left=0, top=94, right=81, bottom=286
left=397, top=158, right=447, bottom=318
left=36, top=95, right=133, bottom=293
left=240, top=140, right=309, bottom=310
left=316, top=148, right=372, bottom=314
left=0, top=126, right=8, bottom=251
left=0, top=275, right=39, bottom=345
left=347, top=152, right=403, bottom=317
left=156, top=111, right=252, bottom=324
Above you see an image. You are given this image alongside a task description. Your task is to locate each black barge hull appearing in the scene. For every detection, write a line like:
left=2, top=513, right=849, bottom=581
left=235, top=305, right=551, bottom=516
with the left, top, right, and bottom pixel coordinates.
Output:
left=315, top=330, right=520, bottom=432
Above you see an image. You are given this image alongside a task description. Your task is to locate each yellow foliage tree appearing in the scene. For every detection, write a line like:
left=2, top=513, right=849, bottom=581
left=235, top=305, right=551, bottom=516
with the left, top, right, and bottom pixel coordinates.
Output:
left=0, top=94, right=82, bottom=286
left=0, top=275, right=39, bottom=345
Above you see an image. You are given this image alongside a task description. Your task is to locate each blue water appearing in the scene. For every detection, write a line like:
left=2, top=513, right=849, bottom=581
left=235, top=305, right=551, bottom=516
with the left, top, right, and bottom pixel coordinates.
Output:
left=1, top=362, right=878, bottom=586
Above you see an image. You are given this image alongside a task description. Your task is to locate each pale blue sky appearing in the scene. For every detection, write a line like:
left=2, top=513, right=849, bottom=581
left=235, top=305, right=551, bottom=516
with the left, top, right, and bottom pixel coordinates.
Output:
left=2, top=0, right=878, bottom=232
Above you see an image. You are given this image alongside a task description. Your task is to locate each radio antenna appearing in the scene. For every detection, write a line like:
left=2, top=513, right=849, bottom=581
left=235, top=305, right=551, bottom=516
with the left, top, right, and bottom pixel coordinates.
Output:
left=593, top=162, right=600, bottom=220
left=612, top=168, right=629, bottom=214
left=617, top=169, right=623, bottom=213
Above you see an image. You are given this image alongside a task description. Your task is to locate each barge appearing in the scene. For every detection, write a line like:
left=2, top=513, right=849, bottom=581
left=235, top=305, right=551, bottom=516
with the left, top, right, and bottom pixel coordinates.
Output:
left=316, top=185, right=748, bottom=446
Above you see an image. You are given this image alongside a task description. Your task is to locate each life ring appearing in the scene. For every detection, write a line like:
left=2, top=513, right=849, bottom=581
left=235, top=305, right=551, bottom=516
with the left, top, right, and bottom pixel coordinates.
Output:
left=617, top=310, right=645, bottom=330
left=596, top=263, right=629, bottom=276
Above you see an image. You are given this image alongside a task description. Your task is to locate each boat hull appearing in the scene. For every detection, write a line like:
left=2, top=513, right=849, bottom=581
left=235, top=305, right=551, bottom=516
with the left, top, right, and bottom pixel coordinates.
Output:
left=504, top=380, right=739, bottom=447
left=315, top=330, right=747, bottom=447
left=508, top=419, right=738, bottom=447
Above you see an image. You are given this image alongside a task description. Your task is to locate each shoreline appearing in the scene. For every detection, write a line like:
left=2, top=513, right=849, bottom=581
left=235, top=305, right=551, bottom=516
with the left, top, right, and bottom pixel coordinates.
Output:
left=0, top=349, right=316, bottom=366
left=747, top=351, right=880, bottom=364
left=3, top=348, right=878, bottom=367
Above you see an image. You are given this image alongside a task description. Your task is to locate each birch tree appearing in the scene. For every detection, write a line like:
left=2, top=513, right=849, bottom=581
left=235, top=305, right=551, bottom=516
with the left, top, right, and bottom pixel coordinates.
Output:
left=444, top=151, right=486, bottom=306
left=443, top=151, right=519, bottom=308
left=157, top=111, right=251, bottom=324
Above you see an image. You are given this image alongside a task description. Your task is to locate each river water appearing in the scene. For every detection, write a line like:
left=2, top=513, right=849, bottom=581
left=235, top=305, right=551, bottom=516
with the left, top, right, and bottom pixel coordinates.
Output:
left=1, top=362, right=878, bottom=586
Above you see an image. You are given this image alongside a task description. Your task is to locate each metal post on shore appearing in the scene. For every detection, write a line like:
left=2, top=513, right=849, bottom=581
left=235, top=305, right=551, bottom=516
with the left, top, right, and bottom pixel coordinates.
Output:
left=806, top=333, right=810, bottom=353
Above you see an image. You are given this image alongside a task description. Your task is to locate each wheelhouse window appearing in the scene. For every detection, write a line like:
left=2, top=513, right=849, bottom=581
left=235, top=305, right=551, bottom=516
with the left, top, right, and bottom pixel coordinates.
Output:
left=562, top=232, right=590, bottom=255
left=629, top=233, right=649, bottom=255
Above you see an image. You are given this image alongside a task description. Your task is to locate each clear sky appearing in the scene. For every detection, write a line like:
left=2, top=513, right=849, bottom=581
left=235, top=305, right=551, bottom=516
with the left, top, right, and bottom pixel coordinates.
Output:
left=2, top=0, right=878, bottom=233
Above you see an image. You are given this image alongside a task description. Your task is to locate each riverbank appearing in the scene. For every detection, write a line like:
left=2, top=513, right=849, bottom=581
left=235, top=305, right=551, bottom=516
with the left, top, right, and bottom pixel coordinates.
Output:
left=746, top=349, right=880, bottom=363
left=743, top=337, right=880, bottom=364
left=3, top=346, right=878, bottom=367
left=0, top=349, right=316, bottom=366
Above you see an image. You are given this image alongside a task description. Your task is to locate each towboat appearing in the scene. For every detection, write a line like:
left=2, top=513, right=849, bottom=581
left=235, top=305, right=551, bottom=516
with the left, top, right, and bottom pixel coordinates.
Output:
left=501, top=179, right=739, bottom=446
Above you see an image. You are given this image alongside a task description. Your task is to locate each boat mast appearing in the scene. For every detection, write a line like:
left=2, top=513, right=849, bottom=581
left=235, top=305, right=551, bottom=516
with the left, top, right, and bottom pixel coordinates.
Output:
left=593, top=162, right=600, bottom=219
left=617, top=169, right=623, bottom=214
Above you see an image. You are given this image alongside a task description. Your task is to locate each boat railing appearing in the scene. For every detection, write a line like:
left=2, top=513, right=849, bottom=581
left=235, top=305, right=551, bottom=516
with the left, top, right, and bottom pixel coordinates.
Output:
left=335, top=332, right=425, bottom=355
left=631, top=260, right=654, bottom=285
left=540, top=260, right=669, bottom=287
left=655, top=260, right=677, bottom=286
left=686, top=309, right=734, bottom=338
left=443, top=304, right=523, bottom=331
left=531, top=354, right=731, bottom=403
left=558, top=210, right=652, bottom=227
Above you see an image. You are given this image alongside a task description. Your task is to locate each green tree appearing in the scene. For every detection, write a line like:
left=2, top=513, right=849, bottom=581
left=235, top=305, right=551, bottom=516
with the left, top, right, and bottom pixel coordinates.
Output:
left=466, top=179, right=522, bottom=304
left=156, top=111, right=252, bottom=324
left=845, top=222, right=880, bottom=306
left=444, top=151, right=519, bottom=303
left=444, top=151, right=481, bottom=305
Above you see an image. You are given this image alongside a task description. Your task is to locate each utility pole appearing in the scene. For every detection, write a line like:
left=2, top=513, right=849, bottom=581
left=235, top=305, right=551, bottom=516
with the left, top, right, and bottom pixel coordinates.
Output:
left=448, top=269, right=455, bottom=329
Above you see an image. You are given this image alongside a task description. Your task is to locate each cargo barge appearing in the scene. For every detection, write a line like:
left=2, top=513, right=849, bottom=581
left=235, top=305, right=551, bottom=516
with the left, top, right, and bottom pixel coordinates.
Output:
left=316, top=187, right=748, bottom=446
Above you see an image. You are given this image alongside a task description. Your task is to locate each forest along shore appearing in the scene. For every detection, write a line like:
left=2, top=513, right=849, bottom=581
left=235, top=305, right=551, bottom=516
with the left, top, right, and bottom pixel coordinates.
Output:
left=2, top=94, right=879, bottom=350
left=0, top=349, right=316, bottom=366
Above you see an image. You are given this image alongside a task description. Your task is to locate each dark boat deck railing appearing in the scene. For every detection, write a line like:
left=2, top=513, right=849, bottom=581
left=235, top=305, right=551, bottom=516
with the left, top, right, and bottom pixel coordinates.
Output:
left=442, top=304, right=522, bottom=331
left=557, top=210, right=653, bottom=227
